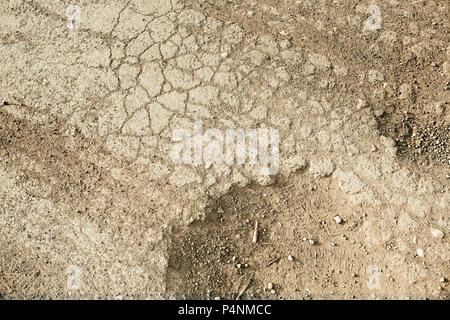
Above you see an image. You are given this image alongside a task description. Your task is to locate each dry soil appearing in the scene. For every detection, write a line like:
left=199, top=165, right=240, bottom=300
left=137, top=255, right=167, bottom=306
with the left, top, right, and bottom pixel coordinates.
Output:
left=0, top=0, right=449, bottom=300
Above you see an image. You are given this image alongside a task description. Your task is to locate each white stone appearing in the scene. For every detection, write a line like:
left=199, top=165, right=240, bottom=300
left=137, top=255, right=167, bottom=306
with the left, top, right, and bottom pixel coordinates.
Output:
left=431, top=228, right=444, bottom=239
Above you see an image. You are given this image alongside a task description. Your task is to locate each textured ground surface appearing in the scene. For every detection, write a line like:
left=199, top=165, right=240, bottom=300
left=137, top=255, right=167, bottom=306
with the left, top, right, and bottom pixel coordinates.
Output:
left=0, top=0, right=449, bottom=299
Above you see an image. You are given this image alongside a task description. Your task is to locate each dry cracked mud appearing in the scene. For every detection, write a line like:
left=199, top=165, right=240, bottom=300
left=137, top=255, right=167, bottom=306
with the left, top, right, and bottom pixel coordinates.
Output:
left=0, top=0, right=449, bottom=300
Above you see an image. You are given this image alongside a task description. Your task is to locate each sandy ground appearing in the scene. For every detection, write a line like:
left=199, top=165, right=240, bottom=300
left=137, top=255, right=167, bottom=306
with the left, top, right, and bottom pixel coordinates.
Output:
left=0, top=0, right=449, bottom=299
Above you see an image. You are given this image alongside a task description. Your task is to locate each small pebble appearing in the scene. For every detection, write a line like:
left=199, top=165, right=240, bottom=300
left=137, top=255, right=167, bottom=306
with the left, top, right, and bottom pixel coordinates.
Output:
left=417, top=248, right=424, bottom=257
left=356, top=99, right=367, bottom=110
left=309, top=239, right=315, bottom=245
left=440, top=277, right=446, bottom=283
left=288, top=255, right=294, bottom=261
left=431, top=229, right=444, bottom=239
left=267, top=282, right=273, bottom=290
left=280, top=39, right=291, bottom=50
left=334, top=216, right=342, bottom=224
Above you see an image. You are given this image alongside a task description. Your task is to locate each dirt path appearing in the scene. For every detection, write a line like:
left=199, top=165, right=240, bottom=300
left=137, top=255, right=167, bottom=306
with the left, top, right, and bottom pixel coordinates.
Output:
left=0, top=0, right=448, bottom=299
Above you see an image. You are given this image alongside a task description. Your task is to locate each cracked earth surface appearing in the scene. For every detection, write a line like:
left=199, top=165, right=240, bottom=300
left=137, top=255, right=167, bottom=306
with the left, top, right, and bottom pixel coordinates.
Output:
left=0, top=0, right=449, bottom=299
